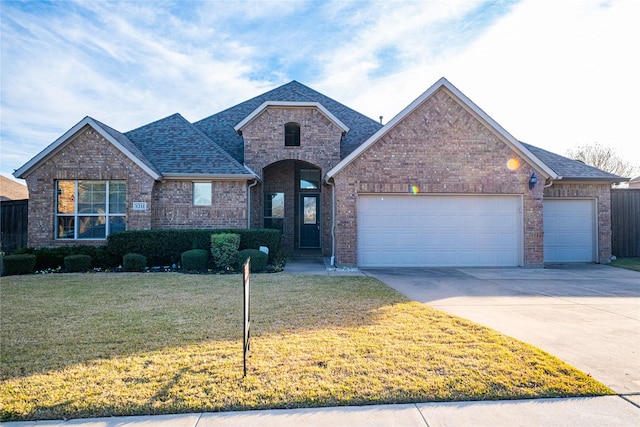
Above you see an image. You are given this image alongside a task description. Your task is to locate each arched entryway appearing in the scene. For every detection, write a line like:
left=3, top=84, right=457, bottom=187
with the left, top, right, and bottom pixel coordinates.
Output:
left=260, top=160, right=324, bottom=255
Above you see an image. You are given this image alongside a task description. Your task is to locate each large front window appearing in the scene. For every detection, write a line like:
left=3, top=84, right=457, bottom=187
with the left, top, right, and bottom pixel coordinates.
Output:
left=56, top=180, right=126, bottom=239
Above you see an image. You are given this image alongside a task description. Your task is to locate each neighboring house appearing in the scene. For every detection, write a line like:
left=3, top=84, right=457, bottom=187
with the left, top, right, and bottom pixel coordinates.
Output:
left=14, top=78, right=626, bottom=267
left=0, top=176, right=29, bottom=201
left=629, top=175, right=640, bottom=189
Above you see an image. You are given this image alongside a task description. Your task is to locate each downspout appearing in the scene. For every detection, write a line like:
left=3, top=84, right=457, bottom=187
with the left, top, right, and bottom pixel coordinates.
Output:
left=247, top=179, right=258, bottom=228
left=326, top=177, right=336, bottom=267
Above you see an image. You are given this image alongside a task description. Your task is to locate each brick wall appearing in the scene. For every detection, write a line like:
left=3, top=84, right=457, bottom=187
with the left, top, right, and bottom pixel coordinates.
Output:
left=242, top=106, right=343, bottom=177
left=332, top=87, right=545, bottom=267
left=23, top=126, right=155, bottom=248
left=242, top=106, right=343, bottom=255
left=544, top=182, right=612, bottom=263
left=151, top=179, right=247, bottom=229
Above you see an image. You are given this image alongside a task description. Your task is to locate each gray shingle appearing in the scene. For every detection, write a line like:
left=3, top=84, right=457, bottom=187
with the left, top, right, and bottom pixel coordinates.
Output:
left=522, top=142, right=625, bottom=181
left=125, top=113, right=249, bottom=175
left=193, top=81, right=383, bottom=163
left=91, top=118, right=160, bottom=176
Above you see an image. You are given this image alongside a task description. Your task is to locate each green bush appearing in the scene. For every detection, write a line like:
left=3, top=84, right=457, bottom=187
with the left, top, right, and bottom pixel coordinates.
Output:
left=237, top=249, right=268, bottom=273
left=2, top=254, right=36, bottom=276
left=181, top=249, right=209, bottom=271
left=15, top=246, right=110, bottom=270
left=106, top=229, right=282, bottom=266
left=64, top=254, right=92, bottom=273
left=211, top=233, right=240, bottom=269
left=123, top=253, right=146, bottom=272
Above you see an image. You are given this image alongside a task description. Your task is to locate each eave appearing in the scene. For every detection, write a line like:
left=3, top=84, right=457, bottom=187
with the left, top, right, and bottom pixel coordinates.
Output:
left=13, top=116, right=161, bottom=181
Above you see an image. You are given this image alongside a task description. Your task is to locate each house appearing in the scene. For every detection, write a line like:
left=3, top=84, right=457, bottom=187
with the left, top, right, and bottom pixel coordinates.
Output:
left=14, top=78, right=626, bottom=267
left=0, top=176, right=29, bottom=201
left=629, top=176, right=640, bottom=189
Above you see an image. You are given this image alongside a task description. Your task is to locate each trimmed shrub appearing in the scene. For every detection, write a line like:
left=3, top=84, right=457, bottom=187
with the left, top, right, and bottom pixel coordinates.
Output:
left=2, top=254, right=36, bottom=276
left=14, top=246, right=110, bottom=270
left=106, top=229, right=282, bottom=266
left=64, top=254, right=92, bottom=273
left=181, top=249, right=209, bottom=271
left=237, top=249, right=268, bottom=273
left=211, top=233, right=240, bottom=269
left=123, top=253, right=146, bottom=272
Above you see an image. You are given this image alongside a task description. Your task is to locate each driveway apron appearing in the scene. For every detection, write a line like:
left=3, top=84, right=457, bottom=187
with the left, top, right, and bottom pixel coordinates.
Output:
left=363, top=264, right=640, bottom=395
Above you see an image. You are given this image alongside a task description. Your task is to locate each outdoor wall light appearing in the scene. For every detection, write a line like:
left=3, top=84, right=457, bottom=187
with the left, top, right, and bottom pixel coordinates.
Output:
left=528, top=172, right=538, bottom=190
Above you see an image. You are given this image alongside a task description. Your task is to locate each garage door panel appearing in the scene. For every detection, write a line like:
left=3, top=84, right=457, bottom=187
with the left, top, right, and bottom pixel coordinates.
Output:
left=357, top=195, right=521, bottom=267
left=543, top=200, right=595, bottom=263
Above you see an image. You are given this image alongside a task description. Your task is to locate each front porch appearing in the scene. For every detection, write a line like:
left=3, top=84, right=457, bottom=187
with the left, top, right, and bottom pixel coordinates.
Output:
left=250, top=159, right=332, bottom=257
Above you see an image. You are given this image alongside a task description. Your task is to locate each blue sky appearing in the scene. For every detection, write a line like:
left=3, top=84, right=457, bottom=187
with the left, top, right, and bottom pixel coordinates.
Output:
left=2, top=0, right=639, bottom=181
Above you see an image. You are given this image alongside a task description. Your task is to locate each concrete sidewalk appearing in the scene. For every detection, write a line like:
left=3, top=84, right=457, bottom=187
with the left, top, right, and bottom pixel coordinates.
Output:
left=3, top=396, right=639, bottom=426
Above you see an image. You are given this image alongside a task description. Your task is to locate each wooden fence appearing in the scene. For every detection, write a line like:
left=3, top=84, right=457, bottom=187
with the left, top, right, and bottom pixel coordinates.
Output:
left=0, top=199, right=28, bottom=254
left=611, top=189, right=640, bottom=258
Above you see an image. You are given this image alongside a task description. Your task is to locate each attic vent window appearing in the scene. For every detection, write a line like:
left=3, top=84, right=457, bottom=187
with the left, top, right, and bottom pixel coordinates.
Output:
left=284, top=122, right=300, bottom=147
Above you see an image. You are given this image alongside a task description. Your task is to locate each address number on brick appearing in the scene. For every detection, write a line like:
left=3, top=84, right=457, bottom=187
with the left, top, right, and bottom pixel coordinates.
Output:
left=132, top=202, right=147, bottom=211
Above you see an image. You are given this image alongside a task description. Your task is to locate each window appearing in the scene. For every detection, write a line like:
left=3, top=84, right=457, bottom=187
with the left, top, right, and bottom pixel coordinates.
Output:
left=300, top=169, right=320, bottom=190
left=193, top=182, right=212, bottom=206
left=56, top=180, right=126, bottom=240
left=264, top=192, right=284, bottom=234
left=284, top=122, right=300, bottom=146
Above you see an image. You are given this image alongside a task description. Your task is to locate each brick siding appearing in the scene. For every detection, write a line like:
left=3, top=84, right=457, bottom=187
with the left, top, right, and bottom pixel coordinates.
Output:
left=151, top=179, right=247, bottom=229
left=242, top=106, right=343, bottom=255
left=332, top=87, right=546, bottom=267
left=23, top=126, right=155, bottom=248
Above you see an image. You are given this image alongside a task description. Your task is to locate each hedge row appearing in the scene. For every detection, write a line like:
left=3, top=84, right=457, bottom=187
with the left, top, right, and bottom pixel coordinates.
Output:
left=106, top=229, right=281, bottom=266
left=6, top=229, right=281, bottom=273
left=12, top=245, right=109, bottom=271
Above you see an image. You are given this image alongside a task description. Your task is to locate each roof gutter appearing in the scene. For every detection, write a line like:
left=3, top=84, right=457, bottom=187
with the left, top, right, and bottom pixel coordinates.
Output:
left=160, top=173, right=257, bottom=181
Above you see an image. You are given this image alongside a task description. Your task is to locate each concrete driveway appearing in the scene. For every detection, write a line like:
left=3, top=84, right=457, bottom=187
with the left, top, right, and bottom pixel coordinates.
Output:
left=363, top=264, right=640, bottom=397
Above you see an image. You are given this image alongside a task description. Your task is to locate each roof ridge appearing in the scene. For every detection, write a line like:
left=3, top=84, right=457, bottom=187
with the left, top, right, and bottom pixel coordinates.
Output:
left=125, top=112, right=183, bottom=133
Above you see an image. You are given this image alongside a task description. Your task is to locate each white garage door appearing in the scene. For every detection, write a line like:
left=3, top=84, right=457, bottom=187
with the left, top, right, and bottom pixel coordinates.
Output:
left=543, top=199, right=596, bottom=262
left=357, top=195, right=522, bottom=267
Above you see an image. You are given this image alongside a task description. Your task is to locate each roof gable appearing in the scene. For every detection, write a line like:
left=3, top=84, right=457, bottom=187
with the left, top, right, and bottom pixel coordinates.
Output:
left=234, top=101, right=349, bottom=134
left=194, top=81, right=382, bottom=163
left=14, top=116, right=161, bottom=180
left=327, top=77, right=558, bottom=180
left=125, top=113, right=254, bottom=177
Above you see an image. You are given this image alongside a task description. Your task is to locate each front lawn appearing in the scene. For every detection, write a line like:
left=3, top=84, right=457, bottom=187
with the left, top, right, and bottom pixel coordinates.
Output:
left=1, top=273, right=611, bottom=421
left=609, top=257, right=640, bottom=272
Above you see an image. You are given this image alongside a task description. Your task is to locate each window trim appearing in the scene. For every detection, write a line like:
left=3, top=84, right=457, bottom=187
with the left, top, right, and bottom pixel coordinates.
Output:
left=55, top=180, right=126, bottom=240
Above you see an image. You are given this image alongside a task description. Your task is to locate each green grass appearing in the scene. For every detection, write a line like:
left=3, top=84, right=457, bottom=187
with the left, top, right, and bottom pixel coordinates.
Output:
left=609, top=257, right=640, bottom=272
left=1, top=273, right=612, bottom=421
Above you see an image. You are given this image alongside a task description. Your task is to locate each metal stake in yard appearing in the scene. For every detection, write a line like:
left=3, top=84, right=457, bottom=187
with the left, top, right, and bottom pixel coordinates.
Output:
left=243, top=257, right=251, bottom=377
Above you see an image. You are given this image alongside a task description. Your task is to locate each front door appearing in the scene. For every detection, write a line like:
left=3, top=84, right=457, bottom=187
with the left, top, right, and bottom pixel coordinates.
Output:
left=299, top=194, right=320, bottom=248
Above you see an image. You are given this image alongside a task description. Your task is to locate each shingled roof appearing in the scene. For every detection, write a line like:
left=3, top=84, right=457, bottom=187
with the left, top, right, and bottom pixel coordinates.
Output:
left=92, top=118, right=160, bottom=177
left=522, top=142, right=627, bottom=181
left=193, top=81, right=383, bottom=163
left=125, top=113, right=251, bottom=176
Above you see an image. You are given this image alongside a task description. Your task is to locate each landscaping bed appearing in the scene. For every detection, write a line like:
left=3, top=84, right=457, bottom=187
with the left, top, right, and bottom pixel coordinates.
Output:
left=0, top=273, right=612, bottom=421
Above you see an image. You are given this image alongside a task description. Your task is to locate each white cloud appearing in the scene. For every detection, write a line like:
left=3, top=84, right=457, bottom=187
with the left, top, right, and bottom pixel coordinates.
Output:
left=1, top=0, right=638, bottom=180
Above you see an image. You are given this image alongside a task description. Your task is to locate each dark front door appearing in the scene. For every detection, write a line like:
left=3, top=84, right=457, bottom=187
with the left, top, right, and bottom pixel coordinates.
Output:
left=299, top=194, right=320, bottom=248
